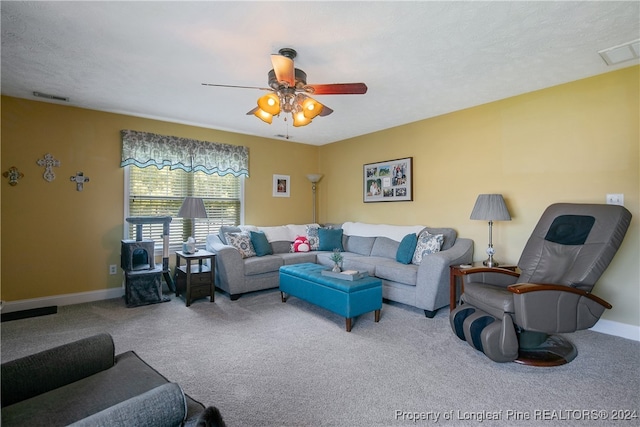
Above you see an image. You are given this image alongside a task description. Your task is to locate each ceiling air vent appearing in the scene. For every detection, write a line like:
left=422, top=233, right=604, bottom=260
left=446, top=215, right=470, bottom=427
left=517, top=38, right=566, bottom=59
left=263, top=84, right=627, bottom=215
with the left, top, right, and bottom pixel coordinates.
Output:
left=33, top=91, right=69, bottom=102
left=598, top=39, right=640, bottom=66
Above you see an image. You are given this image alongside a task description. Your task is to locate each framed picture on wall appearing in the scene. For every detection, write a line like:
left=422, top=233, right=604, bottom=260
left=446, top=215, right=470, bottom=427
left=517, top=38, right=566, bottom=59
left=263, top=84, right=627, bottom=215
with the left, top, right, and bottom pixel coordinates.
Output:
left=363, top=157, right=413, bottom=202
left=273, top=174, right=290, bottom=197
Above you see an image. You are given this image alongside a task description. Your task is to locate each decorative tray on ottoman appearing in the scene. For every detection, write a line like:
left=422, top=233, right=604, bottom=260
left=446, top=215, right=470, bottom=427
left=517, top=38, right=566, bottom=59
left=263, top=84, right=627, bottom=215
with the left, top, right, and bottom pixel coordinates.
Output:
left=321, top=269, right=369, bottom=281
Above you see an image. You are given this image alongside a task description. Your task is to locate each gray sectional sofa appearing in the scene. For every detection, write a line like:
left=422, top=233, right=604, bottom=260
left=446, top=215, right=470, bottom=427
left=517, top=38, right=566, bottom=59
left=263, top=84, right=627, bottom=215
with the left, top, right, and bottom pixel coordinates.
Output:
left=206, top=222, right=473, bottom=317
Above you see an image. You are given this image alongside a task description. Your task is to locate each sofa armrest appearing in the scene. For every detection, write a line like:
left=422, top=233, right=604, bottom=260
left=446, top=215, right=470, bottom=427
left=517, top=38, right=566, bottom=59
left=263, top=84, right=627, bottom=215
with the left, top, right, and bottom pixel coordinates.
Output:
left=1, top=333, right=115, bottom=407
left=415, top=237, right=474, bottom=310
left=68, top=383, right=187, bottom=427
left=206, top=234, right=244, bottom=293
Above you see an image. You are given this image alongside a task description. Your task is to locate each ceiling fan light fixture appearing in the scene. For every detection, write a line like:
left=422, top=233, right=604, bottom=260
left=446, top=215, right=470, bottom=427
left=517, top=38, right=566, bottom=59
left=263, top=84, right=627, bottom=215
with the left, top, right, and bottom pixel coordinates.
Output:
left=302, top=97, right=323, bottom=119
left=253, top=108, right=273, bottom=124
left=257, top=93, right=281, bottom=116
left=293, top=110, right=312, bottom=127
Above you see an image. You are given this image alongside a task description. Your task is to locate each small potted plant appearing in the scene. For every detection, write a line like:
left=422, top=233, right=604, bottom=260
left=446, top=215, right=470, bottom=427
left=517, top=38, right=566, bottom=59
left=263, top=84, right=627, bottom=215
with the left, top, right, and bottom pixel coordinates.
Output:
left=330, top=248, right=343, bottom=272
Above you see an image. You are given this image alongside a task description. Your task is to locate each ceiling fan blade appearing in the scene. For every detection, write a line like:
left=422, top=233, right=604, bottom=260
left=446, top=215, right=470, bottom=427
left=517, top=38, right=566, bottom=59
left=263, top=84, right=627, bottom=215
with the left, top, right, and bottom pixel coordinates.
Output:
left=271, top=54, right=295, bottom=87
left=306, top=83, right=368, bottom=95
left=202, top=83, right=271, bottom=91
left=319, top=105, right=333, bottom=117
left=246, top=107, right=259, bottom=115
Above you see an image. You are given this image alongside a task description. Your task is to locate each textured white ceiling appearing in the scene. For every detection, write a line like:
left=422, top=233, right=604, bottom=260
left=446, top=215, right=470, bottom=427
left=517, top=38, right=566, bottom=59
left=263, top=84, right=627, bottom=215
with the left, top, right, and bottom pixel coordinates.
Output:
left=2, top=1, right=639, bottom=146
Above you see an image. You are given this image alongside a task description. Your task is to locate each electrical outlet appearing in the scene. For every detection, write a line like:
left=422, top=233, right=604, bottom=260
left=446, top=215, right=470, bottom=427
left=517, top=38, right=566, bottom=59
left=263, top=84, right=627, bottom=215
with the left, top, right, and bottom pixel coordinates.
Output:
left=109, top=264, right=118, bottom=275
left=606, top=193, right=624, bottom=206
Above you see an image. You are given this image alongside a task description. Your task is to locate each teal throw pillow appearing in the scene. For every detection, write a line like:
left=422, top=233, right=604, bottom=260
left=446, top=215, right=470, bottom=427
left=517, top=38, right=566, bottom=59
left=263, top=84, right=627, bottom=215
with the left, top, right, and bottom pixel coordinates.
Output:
left=396, top=233, right=418, bottom=264
left=318, top=228, right=344, bottom=251
left=250, top=231, right=273, bottom=256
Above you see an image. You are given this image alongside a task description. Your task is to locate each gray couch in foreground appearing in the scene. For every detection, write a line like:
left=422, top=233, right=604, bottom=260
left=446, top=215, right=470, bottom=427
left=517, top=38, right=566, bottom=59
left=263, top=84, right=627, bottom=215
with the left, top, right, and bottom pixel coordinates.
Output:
left=206, top=222, right=473, bottom=317
left=1, top=333, right=217, bottom=426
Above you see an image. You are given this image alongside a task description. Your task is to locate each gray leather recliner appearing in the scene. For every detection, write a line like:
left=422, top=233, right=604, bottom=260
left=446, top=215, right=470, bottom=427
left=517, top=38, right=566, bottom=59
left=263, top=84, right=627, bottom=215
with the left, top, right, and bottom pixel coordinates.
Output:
left=449, top=203, right=632, bottom=365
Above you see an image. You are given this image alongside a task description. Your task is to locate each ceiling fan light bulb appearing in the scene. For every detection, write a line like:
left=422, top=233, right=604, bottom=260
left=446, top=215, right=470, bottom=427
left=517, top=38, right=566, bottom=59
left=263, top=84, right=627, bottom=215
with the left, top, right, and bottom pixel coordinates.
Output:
left=254, top=108, right=273, bottom=124
left=257, top=93, right=280, bottom=116
left=302, top=98, right=323, bottom=119
left=293, top=111, right=311, bottom=127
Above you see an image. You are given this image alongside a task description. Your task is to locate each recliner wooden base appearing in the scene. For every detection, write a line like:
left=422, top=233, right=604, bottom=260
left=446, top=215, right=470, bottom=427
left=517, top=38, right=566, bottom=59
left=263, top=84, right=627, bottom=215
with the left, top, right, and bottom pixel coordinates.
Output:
left=515, top=335, right=577, bottom=366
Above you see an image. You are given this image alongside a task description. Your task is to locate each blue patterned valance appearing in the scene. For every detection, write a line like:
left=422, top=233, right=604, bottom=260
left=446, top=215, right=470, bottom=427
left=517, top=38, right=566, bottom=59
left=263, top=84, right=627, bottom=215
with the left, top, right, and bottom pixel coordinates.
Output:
left=120, top=130, right=249, bottom=177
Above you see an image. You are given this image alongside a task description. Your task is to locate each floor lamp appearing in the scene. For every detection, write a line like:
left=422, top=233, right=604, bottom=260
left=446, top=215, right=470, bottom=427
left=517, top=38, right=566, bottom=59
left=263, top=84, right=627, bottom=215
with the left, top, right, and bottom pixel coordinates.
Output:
left=470, top=194, right=511, bottom=267
left=306, top=174, right=323, bottom=224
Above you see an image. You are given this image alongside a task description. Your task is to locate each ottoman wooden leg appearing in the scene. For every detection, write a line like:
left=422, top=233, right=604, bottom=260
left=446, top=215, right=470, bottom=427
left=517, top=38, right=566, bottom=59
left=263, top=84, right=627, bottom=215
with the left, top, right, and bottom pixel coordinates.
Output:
left=345, top=318, right=352, bottom=332
left=280, top=291, right=287, bottom=303
left=374, top=309, right=381, bottom=323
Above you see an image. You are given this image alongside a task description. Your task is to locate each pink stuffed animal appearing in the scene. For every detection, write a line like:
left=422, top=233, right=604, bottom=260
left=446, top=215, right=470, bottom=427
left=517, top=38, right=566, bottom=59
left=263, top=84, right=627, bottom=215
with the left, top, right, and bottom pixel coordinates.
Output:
left=292, top=235, right=310, bottom=252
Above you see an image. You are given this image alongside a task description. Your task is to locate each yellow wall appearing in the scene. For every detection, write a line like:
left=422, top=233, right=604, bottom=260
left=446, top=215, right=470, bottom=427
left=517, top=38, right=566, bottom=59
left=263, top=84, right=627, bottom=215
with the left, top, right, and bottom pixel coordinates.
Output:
left=318, top=66, right=639, bottom=327
left=1, top=98, right=318, bottom=301
left=2, top=66, right=638, bottom=328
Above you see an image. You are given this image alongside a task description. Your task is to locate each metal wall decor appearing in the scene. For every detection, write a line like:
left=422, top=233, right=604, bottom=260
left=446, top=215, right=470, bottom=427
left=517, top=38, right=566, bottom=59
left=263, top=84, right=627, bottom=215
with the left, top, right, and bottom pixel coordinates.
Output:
left=70, top=171, right=90, bottom=191
left=36, top=153, right=60, bottom=182
left=3, top=166, right=24, bottom=186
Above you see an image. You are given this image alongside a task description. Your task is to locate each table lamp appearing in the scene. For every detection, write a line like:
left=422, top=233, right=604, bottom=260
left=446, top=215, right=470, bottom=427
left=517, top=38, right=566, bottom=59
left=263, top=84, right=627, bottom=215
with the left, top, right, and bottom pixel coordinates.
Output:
left=178, top=197, right=207, bottom=251
left=470, top=194, right=511, bottom=267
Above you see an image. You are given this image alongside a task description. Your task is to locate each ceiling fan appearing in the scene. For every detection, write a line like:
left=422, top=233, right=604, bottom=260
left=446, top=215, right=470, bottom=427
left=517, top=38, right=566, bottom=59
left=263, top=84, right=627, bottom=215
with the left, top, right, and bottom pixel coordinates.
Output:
left=202, top=48, right=368, bottom=127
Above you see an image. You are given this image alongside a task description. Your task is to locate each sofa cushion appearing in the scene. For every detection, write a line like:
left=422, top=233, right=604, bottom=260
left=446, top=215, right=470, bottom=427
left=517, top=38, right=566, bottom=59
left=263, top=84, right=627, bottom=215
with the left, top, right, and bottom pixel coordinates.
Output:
left=343, top=255, right=388, bottom=276
left=243, top=255, right=284, bottom=276
left=375, top=260, right=419, bottom=286
left=258, top=225, right=291, bottom=242
left=1, top=351, right=174, bottom=426
left=318, top=228, right=344, bottom=251
left=342, top=222, right=425, bottom=242
left=412, top=231, right=444, bottom=264
left=1, top=333, right=115, bottom=408
left=425, top=227, right=457, bottom=250
left=68, top=383, right=187, bottom=427
left=271, top=241, right=293, bottom=254
left=396, top=233, right=418, bottom=264
left=370, top=236, right=400, bottom=259
left=278, top=252, right=318, bottom=265
left=225, top=231, right=256, bottom=258
left=344, top=235, right=376, bottom=256
left=250, top=231, right=273, bottom=256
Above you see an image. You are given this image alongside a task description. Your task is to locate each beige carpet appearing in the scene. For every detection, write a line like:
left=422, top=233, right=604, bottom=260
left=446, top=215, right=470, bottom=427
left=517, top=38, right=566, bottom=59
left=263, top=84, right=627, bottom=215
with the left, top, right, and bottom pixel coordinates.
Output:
left=2, top=289, right=639, bottom=426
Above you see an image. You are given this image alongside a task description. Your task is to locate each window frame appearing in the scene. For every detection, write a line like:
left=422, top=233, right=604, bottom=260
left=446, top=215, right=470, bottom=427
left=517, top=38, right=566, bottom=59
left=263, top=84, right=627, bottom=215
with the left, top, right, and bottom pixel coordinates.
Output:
left=123, top=165, right=245, bottom=254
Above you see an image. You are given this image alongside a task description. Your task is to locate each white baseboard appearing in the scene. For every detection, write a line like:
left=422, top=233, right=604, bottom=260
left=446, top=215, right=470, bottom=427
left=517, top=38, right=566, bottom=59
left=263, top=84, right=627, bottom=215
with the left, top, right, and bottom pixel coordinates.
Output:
left=590, top=319, right=640, bottom=342
left=1, top=288, right=124, bottom=314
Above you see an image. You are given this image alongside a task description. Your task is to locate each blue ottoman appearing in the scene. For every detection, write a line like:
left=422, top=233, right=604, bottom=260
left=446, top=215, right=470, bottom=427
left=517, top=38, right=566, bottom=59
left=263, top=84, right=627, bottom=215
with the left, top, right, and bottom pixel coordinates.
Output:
left=279, top=263, right=382, bottom=332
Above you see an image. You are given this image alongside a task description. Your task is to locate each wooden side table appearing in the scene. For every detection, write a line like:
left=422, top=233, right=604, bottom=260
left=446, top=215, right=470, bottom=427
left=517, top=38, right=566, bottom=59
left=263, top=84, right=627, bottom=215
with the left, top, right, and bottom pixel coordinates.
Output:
left=174, top=250, right=215, bottom=307
left=449, top=262, right=518, bottom=311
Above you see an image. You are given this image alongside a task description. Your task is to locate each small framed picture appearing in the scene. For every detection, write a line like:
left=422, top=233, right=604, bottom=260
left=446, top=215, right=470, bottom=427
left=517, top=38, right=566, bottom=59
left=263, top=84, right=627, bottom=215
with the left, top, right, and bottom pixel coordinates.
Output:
left=364, top=157, right=413, bottom=202
left=273, top=174, right=290, bottom=197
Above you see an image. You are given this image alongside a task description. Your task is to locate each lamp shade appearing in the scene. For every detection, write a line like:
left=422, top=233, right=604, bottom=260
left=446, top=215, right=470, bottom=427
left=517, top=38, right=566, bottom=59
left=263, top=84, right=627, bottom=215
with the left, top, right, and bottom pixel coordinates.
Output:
left=306, top=173, right=323, bottom=183
left=470, top=194, right=511, bottom=221
left=257, top=93, right=280, bottom=115
left=302, top=97, right=324, bottom=119
left=293, top=110, right=312, bottom=127
left=178, top=197, right=208, bottom=219
left=253, top=108, right=273, bottom=124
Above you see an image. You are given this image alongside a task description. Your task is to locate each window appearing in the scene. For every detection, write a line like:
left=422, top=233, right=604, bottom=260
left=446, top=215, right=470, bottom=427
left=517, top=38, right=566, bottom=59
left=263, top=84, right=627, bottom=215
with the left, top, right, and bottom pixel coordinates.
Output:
left=125, top=165, right=243, bottom=250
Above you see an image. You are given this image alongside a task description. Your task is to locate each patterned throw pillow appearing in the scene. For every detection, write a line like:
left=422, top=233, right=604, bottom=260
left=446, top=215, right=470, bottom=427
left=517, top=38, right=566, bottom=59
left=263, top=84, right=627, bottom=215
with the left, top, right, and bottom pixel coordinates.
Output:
left=411, top=231, right=444, bottom=265
left=306, top=225, right=320, bottom=251
left=225, top=231, right=256, bottom=258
